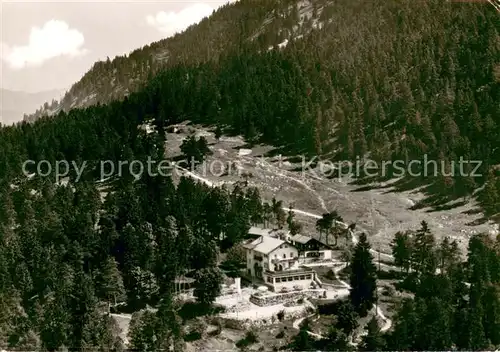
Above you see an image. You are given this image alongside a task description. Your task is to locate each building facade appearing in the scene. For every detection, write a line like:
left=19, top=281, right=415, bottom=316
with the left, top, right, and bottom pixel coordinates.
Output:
left=290, top=234, right=333, bottom=263
left=263, top=267, right=316, bottom=292
left=243, top=234, right=317, bottom=291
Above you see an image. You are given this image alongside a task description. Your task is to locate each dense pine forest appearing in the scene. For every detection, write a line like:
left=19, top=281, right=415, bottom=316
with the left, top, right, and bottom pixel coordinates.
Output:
left=290, top=226, right=500, bottom=351
left=19, top=0, right=500, bottom=215
left=1, top=0, right=500, bottom=350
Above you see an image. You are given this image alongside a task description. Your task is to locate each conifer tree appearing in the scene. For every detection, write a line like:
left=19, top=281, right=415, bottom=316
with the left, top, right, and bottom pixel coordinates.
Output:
left=391, top=231, right=413, bottom=273
left=291, top=328, right=315, bottom=351
left=349, top=233, right=377, bottom=317
left=193, top=267, right=223, bottom=307
left=411, top=221, right=437, bottom=276
left=214, top=125, right=222, bottom=141
left=97, top=256, right=126, bottom=308
left=438, top=236, right=461, bottom=274
left=360, top=317, right=385, bottom=351
left=387, top=299, right=419, bottom=350
left=335, top=300, right=359, bottom=335
left=482, top=284, right=500, bottom=346
left=154, top=296, right=183, bottom=351
left=323, top=326, right=350, bottom=351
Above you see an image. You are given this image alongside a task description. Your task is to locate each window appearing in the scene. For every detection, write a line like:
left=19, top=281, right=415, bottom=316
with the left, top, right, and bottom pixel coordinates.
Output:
left=287, top=277, right=293, bottom=282
left=305, top=274, right=312, bottom=280
left=299, top=275, right=305, bottom=280
left=290, top=252, right=294, bottom=258
left=283, top=254, right=287, bottom=259
left=267, top=277, right=273, bottom=283
left=276, top=278, right=281, bottom=283
left=293, top=276, right=300, bottom=281
left=274, top=254, right=278, bottom=258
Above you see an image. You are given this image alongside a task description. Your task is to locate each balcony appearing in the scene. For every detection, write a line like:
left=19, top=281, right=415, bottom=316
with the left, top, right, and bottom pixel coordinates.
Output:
left=272, top=256, right=298, bottom=264
left=264, top=267, right=314, bottom=278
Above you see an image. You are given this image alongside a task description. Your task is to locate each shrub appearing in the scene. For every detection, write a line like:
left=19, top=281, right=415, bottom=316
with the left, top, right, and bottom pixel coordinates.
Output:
left=326, top=269, right=336, bottom=280
left=184, top=317, right=207, bottom=341
left=277, top=310, right=285, bottom=321
left=382, top=286, right=395, bottom=297
left=236, top=330, right=259, bottom=348
left=191, top=317, right=207, bottom=335
left=276, top=330, right=285, bottom=338
left=394, top=273, right=419, bottom=293
left=245, top=330, right=258, bottom=343
left=208, top=324, right=222, bottom=336
left=377, top=269, right=403, bottom=280
left=299, top=317, right=311, bottom=330
left=183, top=331, right=202, bottom=341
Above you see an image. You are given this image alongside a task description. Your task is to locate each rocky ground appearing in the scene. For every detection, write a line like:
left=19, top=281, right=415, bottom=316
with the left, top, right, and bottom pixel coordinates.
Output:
left=165, top=123, right=498, bottom=256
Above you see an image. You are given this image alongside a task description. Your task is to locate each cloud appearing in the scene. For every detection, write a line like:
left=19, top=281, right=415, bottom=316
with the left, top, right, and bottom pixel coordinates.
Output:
left=1, top=20, right=87, bottom=69
left=146, top=3, right=214, bottom=37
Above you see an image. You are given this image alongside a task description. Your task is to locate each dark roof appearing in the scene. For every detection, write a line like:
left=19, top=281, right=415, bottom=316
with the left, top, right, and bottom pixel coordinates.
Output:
left=290, top=234, right=313, bottom=244
left=290, top=234, right=334, bottom=249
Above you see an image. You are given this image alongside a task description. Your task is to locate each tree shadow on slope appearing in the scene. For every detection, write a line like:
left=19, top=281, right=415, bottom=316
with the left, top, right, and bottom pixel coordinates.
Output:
left=348, top=172, right=475, bottom=213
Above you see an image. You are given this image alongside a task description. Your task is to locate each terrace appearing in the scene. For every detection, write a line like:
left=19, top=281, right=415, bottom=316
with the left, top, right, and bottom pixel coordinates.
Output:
left=264, top=267, right=315, bottom=277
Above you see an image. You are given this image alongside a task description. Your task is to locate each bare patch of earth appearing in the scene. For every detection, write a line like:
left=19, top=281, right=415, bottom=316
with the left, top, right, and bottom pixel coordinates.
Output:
left=165, top=125, right=498, bottom=256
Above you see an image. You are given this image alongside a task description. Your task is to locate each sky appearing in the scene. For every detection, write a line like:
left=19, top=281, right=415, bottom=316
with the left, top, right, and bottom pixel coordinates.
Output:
left=0, top=0, right=235, bottom=93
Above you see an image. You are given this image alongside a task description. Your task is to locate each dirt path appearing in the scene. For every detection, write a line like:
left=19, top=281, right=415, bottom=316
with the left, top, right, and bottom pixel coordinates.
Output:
left=292, top=299, right=321, bottom=334
left=331, top=265, right=392, bottom=333
left=174, top=163, right=396, bottom=266
left=251, top=156, right=396, bottom=260
left=110, top=313, right=132, bottom=346
left=240, top=155, right=397, bottom=260
left=169, top=128, right=498, bottom=258
left=174, top=163, right=394, bottom=334
left=292, top=314, right=325, bottom=340
left=257, top=157, right=328, bottom=212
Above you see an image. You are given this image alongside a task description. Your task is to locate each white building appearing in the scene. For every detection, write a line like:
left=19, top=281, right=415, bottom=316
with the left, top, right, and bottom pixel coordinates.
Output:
left=289, top=234, right=333, bottom=263
left=243, top=235, right=316, bottom=292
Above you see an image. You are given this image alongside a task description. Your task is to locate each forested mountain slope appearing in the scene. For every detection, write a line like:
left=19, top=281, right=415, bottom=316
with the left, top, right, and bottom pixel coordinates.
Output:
left=21, top=0, right=500, bottom=215
left=1, top=1, right=500, bottom=350
left=23, top=0, right=286, bottom=120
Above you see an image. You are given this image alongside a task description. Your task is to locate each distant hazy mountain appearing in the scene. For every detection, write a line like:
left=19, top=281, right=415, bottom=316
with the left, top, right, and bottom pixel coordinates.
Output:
left=0, top=88, right=66, bottom=125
